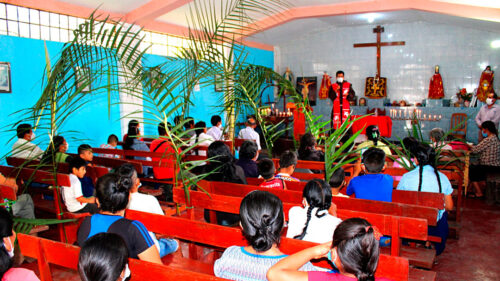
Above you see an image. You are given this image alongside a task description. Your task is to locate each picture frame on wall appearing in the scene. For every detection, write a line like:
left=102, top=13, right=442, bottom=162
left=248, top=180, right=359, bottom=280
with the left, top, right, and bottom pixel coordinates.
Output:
left=75, top=66, right=91, bottom=93
left=296, top=76, right=318, bottom=106
left=0, top=62, right=12, bottom=93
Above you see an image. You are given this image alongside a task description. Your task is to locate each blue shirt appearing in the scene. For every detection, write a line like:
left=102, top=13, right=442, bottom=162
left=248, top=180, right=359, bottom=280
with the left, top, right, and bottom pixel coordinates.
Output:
left=346, top=174, right=393, bottom=202
left=397, top=165, right=453, bottom=220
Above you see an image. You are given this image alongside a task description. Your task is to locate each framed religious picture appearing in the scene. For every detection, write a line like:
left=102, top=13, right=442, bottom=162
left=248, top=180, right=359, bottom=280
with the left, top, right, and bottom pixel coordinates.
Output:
left=364, top=76, right=387, bottom=98
left=0, top=62, right=12, bottom=93
left=214, top=74, right=224, bottom=92
left=296, top=76, right=317, bottom=106
left=75, top=66, right=91, bottom=93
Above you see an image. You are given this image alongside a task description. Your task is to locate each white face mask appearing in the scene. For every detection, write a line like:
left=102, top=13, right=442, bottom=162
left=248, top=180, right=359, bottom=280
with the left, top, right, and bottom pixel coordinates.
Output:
left=121, top=264, right=131, bottom=281
left=4, top=238, right=14, bottom=258
left=486, top=98, right=494, bottom=105
left=217, top=124, right=223, bottom=129
left=337, top=77, right=344, bottom=83
left=30, top=132, right=36, bottom=141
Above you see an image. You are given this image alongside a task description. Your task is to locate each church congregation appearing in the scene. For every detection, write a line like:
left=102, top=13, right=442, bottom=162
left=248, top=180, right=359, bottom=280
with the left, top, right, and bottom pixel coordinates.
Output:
left=0, top=1, right=500, bottom=281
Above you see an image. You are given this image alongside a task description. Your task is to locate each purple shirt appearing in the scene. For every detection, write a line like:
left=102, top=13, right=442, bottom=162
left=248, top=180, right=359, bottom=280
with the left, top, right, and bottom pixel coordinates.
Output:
left=475, top=103, right=500, bottom=128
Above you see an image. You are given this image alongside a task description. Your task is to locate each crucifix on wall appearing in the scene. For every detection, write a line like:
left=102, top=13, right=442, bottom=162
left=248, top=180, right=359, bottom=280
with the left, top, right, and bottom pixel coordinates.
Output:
left=353, top=25, right=405, bottom=98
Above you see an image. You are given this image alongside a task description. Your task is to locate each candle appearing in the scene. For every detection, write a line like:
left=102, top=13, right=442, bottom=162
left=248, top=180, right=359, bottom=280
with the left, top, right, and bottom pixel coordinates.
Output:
left=424, top=114, right=427, bottom=120
left=438, top=114, right=442, bottom=120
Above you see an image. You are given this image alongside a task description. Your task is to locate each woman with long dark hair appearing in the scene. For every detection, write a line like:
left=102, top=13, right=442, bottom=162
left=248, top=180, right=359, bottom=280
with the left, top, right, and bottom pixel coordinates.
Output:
left=356, top=125, right=391, bottom=156
left=41, top=135, right=71, bottom=164
left=123, top=120, right=149, bottom=159
left=298, top=133, right=324, bottom=162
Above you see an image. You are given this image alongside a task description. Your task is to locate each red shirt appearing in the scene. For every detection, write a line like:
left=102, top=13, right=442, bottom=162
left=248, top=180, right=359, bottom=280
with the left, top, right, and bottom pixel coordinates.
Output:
left=149, top=138, right=178, bottom=180
left=259, top=178, right=286, bottom=190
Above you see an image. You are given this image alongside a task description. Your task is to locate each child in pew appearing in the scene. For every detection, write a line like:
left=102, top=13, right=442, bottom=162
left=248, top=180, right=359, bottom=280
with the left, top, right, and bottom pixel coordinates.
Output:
left=79, top=233, right=130, bottom=281
left=275, top=150, right=300, bottom=182
left=268, top=218, right=391, bottom=281
left=0, top=207, right=40, bottom=281
left=356, top=125, right=392, bottom=157
left=77, top=173, right=162, bottom=264
left=214, top=191, right=317, bottom=281
left=63, top=158, right=99, bottom=214
left=397, top=143, right=453, bottom=256
left=119, top=163, right=179, bottom=257
left=346, top=147, right=393, bottom=202
left=328, top=168, right=349, bottom=198
left=287, top=179, right=342, bottom=243
left=236, top=141, right=259, bottom=178
left=78, top=144, right=96, bottom=197
left=258, top=158, right=287, bottom=190
left=99, top=134, right=120, bottom=158
left=298, top=133, right=324, bottom=174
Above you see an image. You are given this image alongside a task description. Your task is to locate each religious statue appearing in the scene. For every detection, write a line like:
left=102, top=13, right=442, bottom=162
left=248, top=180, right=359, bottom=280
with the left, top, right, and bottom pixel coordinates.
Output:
left=359, top=98, right=367, bottom=106
left=329, top=70, right=355, bottom=129
left=282, top=67, right=294, bottom=95
left=319, top=72, right=331, bottom=99
left=476, top=66, right=494, bottom=103
left=428, top=65, right=444, bottom=99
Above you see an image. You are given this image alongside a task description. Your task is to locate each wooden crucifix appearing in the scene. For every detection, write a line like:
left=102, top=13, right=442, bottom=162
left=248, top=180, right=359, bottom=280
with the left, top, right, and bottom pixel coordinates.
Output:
left=354, top=25, right=405, bottom=98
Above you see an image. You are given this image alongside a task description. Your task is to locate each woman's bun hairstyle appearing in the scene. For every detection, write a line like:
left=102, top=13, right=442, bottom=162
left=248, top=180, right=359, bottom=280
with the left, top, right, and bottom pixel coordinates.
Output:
left=96, top=173, right=132, bottom=213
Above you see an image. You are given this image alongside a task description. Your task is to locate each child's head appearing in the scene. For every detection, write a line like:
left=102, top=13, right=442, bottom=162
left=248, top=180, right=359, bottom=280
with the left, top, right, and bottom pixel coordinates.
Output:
left=158, top=122, right=167, bottom=136
left=279, top=150, right=297, bottom=174
left=107, top=134, right=118, bottom=147
left=294, top=179, right=332, bottom=240
left=184, top=117, right=195, bottom=130
left=70, top=157, right=87, bottom=178
left=78, top=144, right=93, bottom=162
left=194, top=121, right=207, bottom=136
left=210, top=115, right=222, bottom=127
left=330, top=218, right=380, bottom=280
left=366, top=125, right=380, bottom=145
left=328, top=167, right=345, bottom=189
left=258, top=158, right=276, bottom=180
left=240, top=140, right=258, bottom=161
left=78, top=232, right=129, bottom=281
left=96, top=173, right=132, bottom=213
left=429, top=128, right=445, bottom=144
left=240, top=191, right=284, bottom=252
left=362, top=147, right=386, bottom=174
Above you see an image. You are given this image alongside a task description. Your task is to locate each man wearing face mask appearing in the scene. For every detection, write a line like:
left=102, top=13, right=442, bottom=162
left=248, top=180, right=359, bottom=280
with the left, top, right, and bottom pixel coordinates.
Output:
left=11, top=123, right=44, bottom=160
left=329, top=71, right=356, bottom=129
left=475, top=92, right=500, bottom=141
left=207, top=115, right=225, bottom=140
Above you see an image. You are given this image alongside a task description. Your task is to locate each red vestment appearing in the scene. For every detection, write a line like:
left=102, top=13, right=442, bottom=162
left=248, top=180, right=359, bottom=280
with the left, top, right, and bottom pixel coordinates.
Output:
left=428, top=73, right=444, bottom=99
left=331, top=82, right=351, bottom=129
left=476, top=70, right=494, bottom=102
left=319, top=73, right=331, bottom=99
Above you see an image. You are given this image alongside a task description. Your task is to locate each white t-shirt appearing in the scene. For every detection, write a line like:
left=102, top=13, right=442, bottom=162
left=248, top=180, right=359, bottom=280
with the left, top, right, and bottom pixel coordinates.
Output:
left=11, top=139, right=44, bottom=160
left=206, top=126, right=223, bottom=141
left=127, top=191, right=164, bottom=252
left=62, top=174, right=86, bottom=212
left=189, top=132, right=215, bottom=157
left=286, top=206, right=342, bottom=244
left=238, top=126, right=261, bottom=150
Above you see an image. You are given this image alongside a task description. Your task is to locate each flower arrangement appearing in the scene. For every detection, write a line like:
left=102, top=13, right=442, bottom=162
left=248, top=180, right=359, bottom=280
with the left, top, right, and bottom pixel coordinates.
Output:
left=456, top=88, right=473, bottom=101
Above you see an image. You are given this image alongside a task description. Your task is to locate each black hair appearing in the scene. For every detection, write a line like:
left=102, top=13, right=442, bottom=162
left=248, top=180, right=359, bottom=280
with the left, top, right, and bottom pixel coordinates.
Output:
left=70, top=157, right=87, bottom=173
left=402, top=137, right=419, bottom=157
left=78, top=144, right=92, bottom=155
left=240, top=141, right=258, bottom=160
left=205, top=141, right=242, bottom=183
left=481, top=121, right=498, bottom=137
left=124, top=120, right=140, bottom=150
left=194, top=121, right=206, bottom=138
left=210, top=115, right=222, bottom=126
left=279, top=150, right=297, bottom=169
left=158, top=122, right=167, bottom=136
left=332, top=218, right=380, bottom=281
left=329, top=167, right=345, bottom=188
left=258, top=158, right=276, bottom=180
left=96, top=173, right=132, bottom=213
left=366, top=125, right=380, bottom=146
left=41, top=135, right=66, bottom=164
left=78, top=232, right=129, bottom=281
left=16, top=123, right=32, bottom=139
left=294, top=180, right=332, bottom=240
left=173, top=116, right=182, bottom=126
left=240, top=191, right=284, bottom=252
left=246, top=116, right=257, bottom=126
left=184, top=117, right=194, bottom=130
left=107, top=134, right=118, bottom=144
left=362, top=147, right=385, bottom=173
left=336, top=70, right=344, bottom=77
left=117, top=163, right=138, bottom=182
left=414, top=144, right=442, bottom=193
left=491, top=92, right=498, bottom=99
left=0, top=208, right=13, bottom=279
left=298, top=133, right=316, bottom=160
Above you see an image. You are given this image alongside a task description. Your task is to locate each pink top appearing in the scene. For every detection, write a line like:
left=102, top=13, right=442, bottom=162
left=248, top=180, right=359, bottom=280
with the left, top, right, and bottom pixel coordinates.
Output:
left=308, top=271, right=393, bottom=281
left=2, top=268, right=40, bottom=281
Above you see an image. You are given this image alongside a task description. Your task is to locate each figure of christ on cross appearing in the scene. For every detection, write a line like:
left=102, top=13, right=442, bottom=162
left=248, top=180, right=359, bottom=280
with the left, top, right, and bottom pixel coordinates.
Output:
left=354, top=25, right=405, bottom=98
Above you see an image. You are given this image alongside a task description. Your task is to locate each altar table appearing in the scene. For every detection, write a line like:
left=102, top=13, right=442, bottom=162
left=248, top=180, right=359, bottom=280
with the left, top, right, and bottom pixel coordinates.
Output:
left=351, top=115, right=392, bottom=137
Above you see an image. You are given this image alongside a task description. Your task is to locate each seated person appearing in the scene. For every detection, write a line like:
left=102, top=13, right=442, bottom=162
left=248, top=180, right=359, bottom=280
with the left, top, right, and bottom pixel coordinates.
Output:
left=0, top=173, right=35, bottom=219
left=238, top=116, right=261, bottom=150
left=357, top=125, right=391, bottom=157
left=119, top=164, right=178, bottom=257
left=397, top=143, right=453, bottom=255
left=11, top=123, right=43, bottom=160
left=236, top=141, right=259, bottom=178
left=78, top=233, right=129, bottom=281
left=258, top=159, right=286, bottom=190
left=346, top=147, right=393, bottom=202
left=184, top=116, right=196, bottom=138
left=41, top=135, right=71, bottom=164
left=77, top=173, right=162, bottom=264
left=189, top=121, right=214, bottom=157
left=328, top=168, right=349, bottom=198
left=78, top=144, right=95, bottom=197
left=214, top=190, right=316, bottom=280
left=429, top=128, right=452, bottom=150
left=206, top=115, right=224, bottom=140
left=275, top=151, right=300, bottom=182
left=99, top=134, right=119, bottom=158
left=150, top=122, right=178, bottom=180
left=0, top=207, right=40, bottom=281
left=298, top=133, right=324, bottom=163
left=268, top=218, right=391, bottom=281
left=392, top=137, right=419, bottom=181
left=123, top=120, right=149, bottom=159
left=63, top=158, right=98, bottom=214
left=287, top=180, right=342, bottom=243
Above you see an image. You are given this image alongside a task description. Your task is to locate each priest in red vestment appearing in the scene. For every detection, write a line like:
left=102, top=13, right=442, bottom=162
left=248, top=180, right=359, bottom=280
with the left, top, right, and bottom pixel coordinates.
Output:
left=428, top=65, right=444, bottom=99
left=329, top=70, right=355, bottom=129
left=476, top=66, right=494, bottom=103
left=319, top=72, right=331, bottom=99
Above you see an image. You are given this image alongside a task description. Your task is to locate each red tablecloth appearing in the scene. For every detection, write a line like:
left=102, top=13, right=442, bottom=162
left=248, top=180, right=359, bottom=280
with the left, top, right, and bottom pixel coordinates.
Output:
left=351, top=115, right=392, bottom=137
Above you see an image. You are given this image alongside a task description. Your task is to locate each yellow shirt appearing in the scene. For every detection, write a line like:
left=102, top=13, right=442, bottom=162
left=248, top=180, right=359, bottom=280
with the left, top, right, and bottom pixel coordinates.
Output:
left=357, top=140, right=392, bottom=156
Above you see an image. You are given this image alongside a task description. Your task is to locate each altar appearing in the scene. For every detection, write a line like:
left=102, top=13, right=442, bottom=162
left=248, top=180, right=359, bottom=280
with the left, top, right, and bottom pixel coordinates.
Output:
left=351, top=115, right=392, bottom=137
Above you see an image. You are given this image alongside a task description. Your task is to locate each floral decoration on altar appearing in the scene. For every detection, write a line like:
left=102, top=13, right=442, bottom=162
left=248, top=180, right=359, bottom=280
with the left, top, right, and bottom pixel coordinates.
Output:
left=453, top=88, right=474, bottom=107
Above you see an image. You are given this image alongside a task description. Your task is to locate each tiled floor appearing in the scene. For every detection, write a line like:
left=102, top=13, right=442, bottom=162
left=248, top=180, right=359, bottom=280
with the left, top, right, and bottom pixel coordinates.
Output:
left=20, top=198, right=500, bottom=280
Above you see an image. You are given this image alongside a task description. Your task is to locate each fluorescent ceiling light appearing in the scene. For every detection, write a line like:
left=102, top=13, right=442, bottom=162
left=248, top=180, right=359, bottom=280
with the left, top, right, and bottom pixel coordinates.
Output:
left=491, top=40, right=500, bottom=49
left=360, top=13, right=381, bottom=23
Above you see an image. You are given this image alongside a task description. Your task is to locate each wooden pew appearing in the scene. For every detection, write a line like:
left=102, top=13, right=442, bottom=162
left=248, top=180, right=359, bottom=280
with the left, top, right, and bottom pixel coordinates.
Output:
left=172, top=188, right=436, bottom=269
left=17, top=233, right=224, bottom=281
